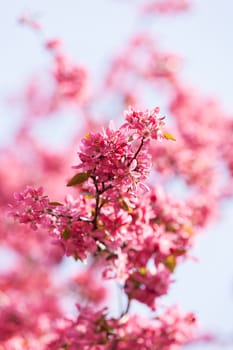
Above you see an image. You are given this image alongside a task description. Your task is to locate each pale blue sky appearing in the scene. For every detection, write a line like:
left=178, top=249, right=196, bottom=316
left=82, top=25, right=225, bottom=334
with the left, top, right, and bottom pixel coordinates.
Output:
left=1, top=1, right=233, bottom=349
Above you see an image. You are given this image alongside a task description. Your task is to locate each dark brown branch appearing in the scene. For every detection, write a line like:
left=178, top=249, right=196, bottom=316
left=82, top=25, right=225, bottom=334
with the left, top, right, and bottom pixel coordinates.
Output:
left=128, top=137, right=145, bottom=167
left=91, top=176, right=100, bottom=229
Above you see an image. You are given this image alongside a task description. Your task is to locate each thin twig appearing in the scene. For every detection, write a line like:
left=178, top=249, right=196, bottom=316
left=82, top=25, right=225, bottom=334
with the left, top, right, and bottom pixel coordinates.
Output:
left=128, top=137, right=145, bottom=167
left=91, top=176, right=100, bottom=229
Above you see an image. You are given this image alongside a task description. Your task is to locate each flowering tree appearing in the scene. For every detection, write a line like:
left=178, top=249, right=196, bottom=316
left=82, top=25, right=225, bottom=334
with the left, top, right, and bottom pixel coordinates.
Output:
left=1, top=1, right=233, bottom=349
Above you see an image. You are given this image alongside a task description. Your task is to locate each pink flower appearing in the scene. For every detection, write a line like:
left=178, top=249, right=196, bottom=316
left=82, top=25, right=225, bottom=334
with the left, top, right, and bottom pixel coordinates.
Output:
left=125, top=265, right=171, bottom=309
left=10, top=186, right=50, bottom=230
left=124, top=106, right=165, bottom=140
left=142, top=0, right=190, bottom=15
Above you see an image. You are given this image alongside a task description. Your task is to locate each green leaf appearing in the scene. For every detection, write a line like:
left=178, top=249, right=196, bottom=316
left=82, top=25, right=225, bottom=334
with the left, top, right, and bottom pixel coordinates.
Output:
left=164, top=132, right=176, bottom=141
left=97, top=220, right=104, bottom=230
left=164, top=255, right=176, bottom=272
left=49, top=201, right=64, bottom=206
left=96, top=316, right=112, bottom=333
left=166, top=223, right=177, bottom=232
left=83, top=192, right=95, bottom=199
left=61, top=227, right=70, bottom=240
left=67, top=172, right=90, bottom=187
left=173, top=248, right=186, bottom=257
left=120, top=198, right=133, bottom=213
left=138, top=267, right=147, bottom=275
left=73, top=252, right=82, bottom=261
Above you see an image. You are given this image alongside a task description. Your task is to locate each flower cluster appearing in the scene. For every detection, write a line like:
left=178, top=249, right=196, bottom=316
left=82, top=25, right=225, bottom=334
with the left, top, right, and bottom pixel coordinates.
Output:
left=0, top=262, right=62, bottom=348
left=124, top=106, right=165, bottom=140
left=48, top=305, right=196, bottom=350
left=10, top=186, right=50, bottom=230
left=74, top=107, right=165, bottom=192
left=16, top=34, right=89, bottom=122
left=52, top=53, right=88, bottom=105
left=9, top=102, right=217, bottom=335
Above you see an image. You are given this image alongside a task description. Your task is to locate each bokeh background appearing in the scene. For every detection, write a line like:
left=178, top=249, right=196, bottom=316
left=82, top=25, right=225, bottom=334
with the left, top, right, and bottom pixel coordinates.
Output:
left=1, top=1, right=233, bottom=349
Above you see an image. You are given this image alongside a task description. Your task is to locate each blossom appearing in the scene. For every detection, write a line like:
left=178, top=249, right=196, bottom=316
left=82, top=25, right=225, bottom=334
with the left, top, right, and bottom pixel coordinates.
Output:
left=52, top=53, right=88, bottom=104
left=47, top=305, right=196, bottom=350
left=73, top=107, right=166, bottom=194
left=10, top=186, right=50, bottom=230
left=125, top=265, right=171, bottom=309
left=141, top=0, right=191, bottom=15
left=124, top=106, right=165, bottom=140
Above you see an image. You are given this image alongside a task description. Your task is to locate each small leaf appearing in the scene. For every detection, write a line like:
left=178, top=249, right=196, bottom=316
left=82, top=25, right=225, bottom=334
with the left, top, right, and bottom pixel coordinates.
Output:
left=99, top=198, right=108, bottom=207
left=120, top=198, right=133, bottom=213
left=139, top=267, right=147, bottom=275
left=132, top=279, right=141, bottom=288
left=128, top=135, right=134, bottom=142
left=49, top=201, right=64, bottom=206
left=61, top=227, right=70, bottom=240
left=166, top=223, right=177, bottom=232
left=164, top=255, right=176, bottom=272
left=173, top=248, right=186, bottom=257
left=67, top=172, right=90, bottom=187
left=73, top=253, right=82, bottom=261
left=83, top=192, right=95, bottom=199
left=95, top=316, right=115, bottom=339
left=164, top=132, right=176, bottom=141
left=97, top=220, right=104, bottom=230
left=183, top=225, right=194, bottom=235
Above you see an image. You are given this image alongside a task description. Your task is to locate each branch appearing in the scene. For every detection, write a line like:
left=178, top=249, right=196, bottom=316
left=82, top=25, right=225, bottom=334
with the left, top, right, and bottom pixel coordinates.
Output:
left=128, top=137, right=145, bottom=167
